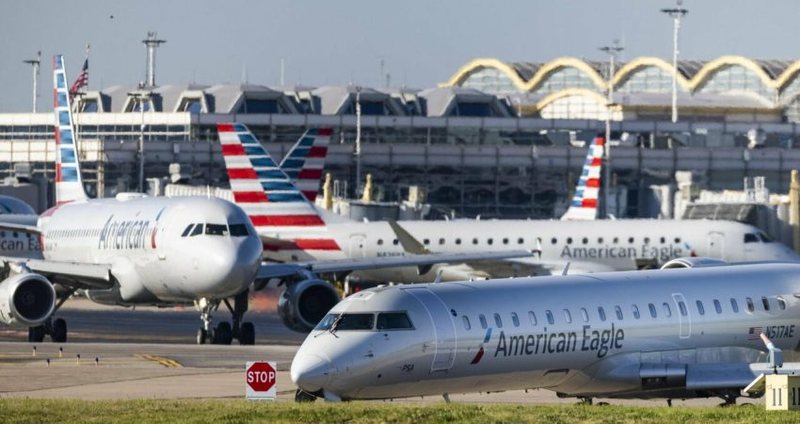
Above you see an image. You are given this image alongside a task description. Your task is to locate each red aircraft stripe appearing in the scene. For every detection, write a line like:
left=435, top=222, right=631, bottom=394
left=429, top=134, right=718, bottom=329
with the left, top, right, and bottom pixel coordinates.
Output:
left=581, top=198, right=598, bottom=208
left=302, top=191, right=318, bottom=201
left=217, top=123, right=236, bottom=133
left=590, top=157, right=602, bottom=166
left=233, top=191, right=269, bottom=203
left=263, top=238, right=340, bottom=251
left=297, top=169, right=323, bottom=179
left=221, top=144, right=246, bottom=156
left=250, top=215, right=325, bottom=226
left=594, top=136, right=605, bottom=146
left=318, top=128, right=333, bottom=136
left=227, top=168, right=258, bottom=180
left=307, top=146, right=328, bottom=158
left=584, top=178, right=600, bottom=188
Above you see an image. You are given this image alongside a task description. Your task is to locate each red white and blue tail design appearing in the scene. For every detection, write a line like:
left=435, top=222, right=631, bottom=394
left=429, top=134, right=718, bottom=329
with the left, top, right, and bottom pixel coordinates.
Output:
left=53, top=55, right=88, bottom=205
left=218, top=123, right=341, bottom=252
left=561, top=135, right=603, bottom=221
left=279, top=129, right=331, bottom=202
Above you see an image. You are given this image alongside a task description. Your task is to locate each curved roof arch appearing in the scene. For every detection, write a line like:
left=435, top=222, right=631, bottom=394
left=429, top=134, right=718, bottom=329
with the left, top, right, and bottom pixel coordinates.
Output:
left=534, top=87, right=609, bottom=111
left=690, top=55, right=777, bottom=92
left=775, top=60, right=800, bottom=90
left=442, top=58, right=528, bottom=91
left=523, top=57, right=607, bottom=92
left=612, top=57, right=691, bottom=91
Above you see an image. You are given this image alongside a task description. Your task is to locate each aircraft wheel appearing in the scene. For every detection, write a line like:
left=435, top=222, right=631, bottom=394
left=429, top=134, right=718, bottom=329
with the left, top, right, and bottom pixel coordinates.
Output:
left=196, top=328, right=207, bottom=345
left=28, top=326, right=46, bottom=343
left=295, top=389, right=317, bottom=403
left=51, top=318, right=67, bottom=343
left=239, top=322, right=255, bottom=345
left=214, top=322, right=233, bottom=345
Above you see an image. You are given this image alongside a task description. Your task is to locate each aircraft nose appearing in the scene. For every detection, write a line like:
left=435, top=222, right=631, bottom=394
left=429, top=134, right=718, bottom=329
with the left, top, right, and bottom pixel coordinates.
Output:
left=291, top=353, right=333, bottom=392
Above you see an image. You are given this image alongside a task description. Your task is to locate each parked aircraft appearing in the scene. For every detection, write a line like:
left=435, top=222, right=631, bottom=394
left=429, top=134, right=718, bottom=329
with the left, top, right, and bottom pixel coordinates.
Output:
left=219, top=124, right=800, bottom=282
left=292, top=258, right=800, bottom=403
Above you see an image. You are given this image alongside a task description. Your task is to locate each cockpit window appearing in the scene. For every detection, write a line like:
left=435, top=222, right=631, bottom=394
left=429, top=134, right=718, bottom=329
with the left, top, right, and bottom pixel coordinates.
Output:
left=376, top=312, right=413, bottom=330
left=205, top=224, right=228, bottom=236
left=190, top=224, right=204, bottom=237
left=315, top=313, right=374, bottom=331
left=744, top=233, right=759, bottom=243
left=758, top=232, right=773, bottom=243
left=229, top=223, right=249, bottom=237
left=181, top=224, right=194, bottom=237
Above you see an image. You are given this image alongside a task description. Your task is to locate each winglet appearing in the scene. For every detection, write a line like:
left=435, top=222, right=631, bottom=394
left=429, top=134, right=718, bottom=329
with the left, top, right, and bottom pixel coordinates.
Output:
left=561, top=135, right=603, bottom=220
left=53, top=55, right=88, bottom=205
left=387, top=219, right=432, bottom=275
left=280, top=128, right=332, bottom=202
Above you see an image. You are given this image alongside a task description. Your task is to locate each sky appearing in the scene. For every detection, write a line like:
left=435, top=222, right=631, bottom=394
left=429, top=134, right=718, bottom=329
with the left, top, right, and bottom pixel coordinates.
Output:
left=2, top=0, right=800, bottom=112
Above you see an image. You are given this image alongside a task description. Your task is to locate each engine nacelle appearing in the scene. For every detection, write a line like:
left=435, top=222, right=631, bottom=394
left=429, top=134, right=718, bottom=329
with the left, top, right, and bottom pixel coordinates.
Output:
left=278, top=277, right=341, bottom=333
left=0, top=272, right=55, bottom=327
left=660, top=257, right=728, bottom=270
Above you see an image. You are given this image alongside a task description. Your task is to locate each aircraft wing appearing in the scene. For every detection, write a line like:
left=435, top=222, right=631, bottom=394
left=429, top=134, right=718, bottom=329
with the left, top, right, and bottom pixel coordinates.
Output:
left=255, top=249, right=534, bottom=283
left=452, top=257, right=620, bottom=278
left=0, top=257, right=113, bottom=290
left=0, top=222, right=41, bottom=235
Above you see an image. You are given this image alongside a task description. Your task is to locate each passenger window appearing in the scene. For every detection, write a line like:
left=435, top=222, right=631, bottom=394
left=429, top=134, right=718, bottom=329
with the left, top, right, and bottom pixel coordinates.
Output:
left=631, top=304, right=640, bottom=319
left=181, top=224, right=195, bottom=237
left=563, top=309, right=572, bottom=324
left=744, top=233, right=759, bottom=243
left=567, top=237, right=573, bottom=244
left=662, top=302, right=672, bottom=317
left=423, top=238, right=430, bottom=245
left=494, top=313, right=503, bottom=328
left=615, top=305, right=623, bottom=320
left=479, top=314, right=487, bottom=329
left=439, top=238, right=445, bottom=245
left=545, top=310, right=554, bottom=325
left=644, top=237, right=650, bottom=244
left=472, top=238, right=478, bottom=245
left=696, top=300, right=705, bottom=315
left=376, top=312, right=413, bottom=330
left=628, top=237, right=634, bottom=244
left=674, top=237, right=681, bottom=243
left=190, top=224, right=204, bottom=237
left=730, top=298, right=739, bottom=313
left=597, top=307, right=606, bottom=322
left=598, top=237, right=603, bottom=244
left=762, top=296, right=770, bottom=311
left=455, top=238, right=461, bottom=245
left=528, top=311, right=537, bottom=326
left=205, top=224, right=228, bottom=236
left=648, top=303, right=657, bottom=318
left=582, top=237, right=588, bottom=245
left=517, top=237, right=524, bottom=244
left=612, top=237, right=619, bottom=244
left=551, top=237, right=557, bottom=244
left=462, top=316, right=471, bottom=330
left=377, top=239, right=383, bottom=245
left=511, top=312, right=520, bottom=327
left=678, top=301, right=687, bottom=316
left=393, top=239, right=399, bottom=245
left=778, top=297, right=787, bottom=310
left=714, top=299, right=722, bottom=314
left=502, top=238, right=509, bottom=245
left=745, top=297, right=754, bottom=313
left=660, top=237, right=665, bottom=244
left=580, top=307, right=589, bottom=322
left=487, top=238, right=493, bottom=245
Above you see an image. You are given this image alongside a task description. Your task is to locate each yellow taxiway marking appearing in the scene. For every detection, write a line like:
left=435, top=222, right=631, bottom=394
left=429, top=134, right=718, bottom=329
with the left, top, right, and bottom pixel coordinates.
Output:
left=136, top=354, right=183, bottom=368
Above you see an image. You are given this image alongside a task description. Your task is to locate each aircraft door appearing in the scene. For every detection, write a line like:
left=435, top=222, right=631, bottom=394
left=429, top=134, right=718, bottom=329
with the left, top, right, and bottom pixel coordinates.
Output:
left=706, top=231, right=724, bottom=259
left=348, top=234, right=366, bottom=258
left=404, top=287, right=457, bottom=372
left=671, top=293, right=691, bottom=339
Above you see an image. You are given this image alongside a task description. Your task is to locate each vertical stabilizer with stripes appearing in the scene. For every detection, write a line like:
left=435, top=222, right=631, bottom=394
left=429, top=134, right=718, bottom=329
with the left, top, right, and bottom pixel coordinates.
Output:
left=217, top=123, right=341, bottom=253
left=53, top=55, right=88, bottom=205
left=279, top=129, right=331, bottom=202
left=561, top=135, right=604, bottom=220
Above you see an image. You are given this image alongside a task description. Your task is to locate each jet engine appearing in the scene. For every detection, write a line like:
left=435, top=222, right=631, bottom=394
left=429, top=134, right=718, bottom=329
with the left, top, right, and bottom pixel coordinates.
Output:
left=0, top=271, right=56, bottom=327
left=278, top=271, right=341, bottom=333
left=660, top=257, right=728, bottom=270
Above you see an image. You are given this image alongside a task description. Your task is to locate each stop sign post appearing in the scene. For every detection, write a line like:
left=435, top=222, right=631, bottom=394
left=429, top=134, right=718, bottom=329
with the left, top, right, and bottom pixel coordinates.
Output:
left=246, top=361, right=277, bottom=400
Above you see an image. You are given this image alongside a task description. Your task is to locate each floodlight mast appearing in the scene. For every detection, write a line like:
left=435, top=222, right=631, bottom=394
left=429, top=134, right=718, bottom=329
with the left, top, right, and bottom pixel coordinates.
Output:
left=661, top=1, right=688, bottom=123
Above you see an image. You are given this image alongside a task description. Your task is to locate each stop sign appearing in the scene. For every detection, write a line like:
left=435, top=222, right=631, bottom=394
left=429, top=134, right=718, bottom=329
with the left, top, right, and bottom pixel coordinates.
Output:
left=246, top=361, right=277, bottom=400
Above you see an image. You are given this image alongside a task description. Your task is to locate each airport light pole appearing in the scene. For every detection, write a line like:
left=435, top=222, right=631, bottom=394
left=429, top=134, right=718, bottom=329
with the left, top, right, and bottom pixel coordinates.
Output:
left=23, top=51, right=41, bottom=113
left=661, top=0, right=688, bottom=123
left=354, top=86, right=362, bottom=198
left=599, top=41, right=623, bottom=218
left=128, top=92, right=150, bottom=193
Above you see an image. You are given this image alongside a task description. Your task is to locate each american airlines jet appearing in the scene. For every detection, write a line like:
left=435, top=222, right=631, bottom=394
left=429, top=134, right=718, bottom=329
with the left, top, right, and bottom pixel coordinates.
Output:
left=219, top=124, right=800, bottom=283
left=292, top=258, right=800, bottom=403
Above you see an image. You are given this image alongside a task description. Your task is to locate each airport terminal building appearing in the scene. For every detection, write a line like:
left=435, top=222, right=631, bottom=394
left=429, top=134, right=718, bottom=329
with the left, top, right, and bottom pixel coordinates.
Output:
left=4, top=55, right=800, bottom=218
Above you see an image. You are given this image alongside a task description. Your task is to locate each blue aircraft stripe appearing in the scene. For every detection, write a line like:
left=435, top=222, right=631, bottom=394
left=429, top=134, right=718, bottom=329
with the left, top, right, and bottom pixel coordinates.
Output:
left=60, top=167, right=79, bottom=182
left=244, top=146, right=264, bottom=156
left=255, top=169, right=287, bottom=179
left=238, top=133, right=257, bottom=144
left=250, top=157, right=277, bottom=168
left=284, top=170, right=300, bottom=179
left=58, top=111, right=70, bottom=126
left=288, top=147, right=310, bottom=158
left=56, top=74, right=67, bottom=89
left=282, top=159, right=304, bottom=169
left=59, top=129, right=74, bottom=144
left=483, top=327, right=492, bottom=343
left=571, top=200, right=582, bottom=206
left=233, top=123, right=248, bottom=132
left=261, top=181, right=296, bottom=191
left=266, top=192, right=306, bottom=202
left=298, top=136, right=315, bottom=147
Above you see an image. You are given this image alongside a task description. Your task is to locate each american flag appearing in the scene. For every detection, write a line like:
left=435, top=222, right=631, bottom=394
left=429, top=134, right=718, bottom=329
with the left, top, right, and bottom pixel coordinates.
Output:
left=69, top=57, right=88, bottom=97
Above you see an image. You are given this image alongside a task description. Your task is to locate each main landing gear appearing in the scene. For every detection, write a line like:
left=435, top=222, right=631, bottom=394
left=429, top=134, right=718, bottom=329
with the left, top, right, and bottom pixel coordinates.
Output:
left=28, top=288, right=74, bottom=343
left=194, top=290, right=255, bottom=345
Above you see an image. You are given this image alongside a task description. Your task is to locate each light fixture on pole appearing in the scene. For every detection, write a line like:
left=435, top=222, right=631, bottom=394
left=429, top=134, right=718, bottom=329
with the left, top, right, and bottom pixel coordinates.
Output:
left=23, top=51, right=42, bottom=113
left=354, top=86, right=362, bottom=197
left=598, top=41, right=623, bottom=219
left=661, top=0, right=688, bottom=123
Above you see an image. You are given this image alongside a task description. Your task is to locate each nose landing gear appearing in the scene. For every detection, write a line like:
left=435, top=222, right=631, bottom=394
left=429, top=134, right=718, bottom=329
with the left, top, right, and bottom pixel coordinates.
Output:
left=194, top=290, right=255, bottom=345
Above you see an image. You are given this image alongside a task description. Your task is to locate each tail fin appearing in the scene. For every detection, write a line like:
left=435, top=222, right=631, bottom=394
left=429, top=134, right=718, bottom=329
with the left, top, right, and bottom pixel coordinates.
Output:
left=279, top=129, right=331, bottom=202
left=217, top=122, right=326, bottom=233
left=53, top=55, right=88, bottom=205
left=561, top=135, right=604, bottom=221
